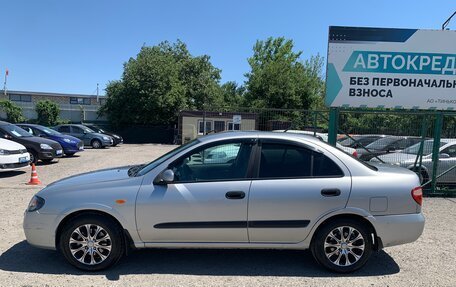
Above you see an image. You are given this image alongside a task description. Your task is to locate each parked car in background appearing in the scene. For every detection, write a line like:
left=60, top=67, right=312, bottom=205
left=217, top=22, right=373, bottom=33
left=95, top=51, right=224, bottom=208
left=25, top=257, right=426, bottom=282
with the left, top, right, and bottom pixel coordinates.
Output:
left=356, top=136, right=422, bottom=161
left=0, top=121, right=63, bottom=163
left=24, top=131, right=425, bottom=273
left=372, top=139, right=456, bottom=184
left=274, top=130, right=358, bottom=157
left=83, top=124, right=123, bottom=146
left=18, top=124, right=84, bottom=157
left=53, top=124, right=113, bottom=149
left=339, top=134, right=388, bottom=149
left=0, top=138, right=30, bottom=172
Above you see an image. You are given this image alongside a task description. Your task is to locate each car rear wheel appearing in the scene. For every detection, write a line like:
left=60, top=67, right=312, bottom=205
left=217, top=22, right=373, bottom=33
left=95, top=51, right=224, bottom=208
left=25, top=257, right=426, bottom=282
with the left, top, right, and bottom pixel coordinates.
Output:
left=91, top=139, right=102, bottom=149
left=59, top=214, right=124, bottom=271
left=311, top=218, right=372, bottom=273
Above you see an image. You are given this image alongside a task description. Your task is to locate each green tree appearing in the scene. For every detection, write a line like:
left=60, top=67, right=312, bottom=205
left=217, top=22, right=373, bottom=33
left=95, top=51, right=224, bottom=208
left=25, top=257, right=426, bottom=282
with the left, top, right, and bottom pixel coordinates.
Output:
left=244, top=37, right=325, bottom=110
left=99, top=40, right=224, bottom=127
left=35, top=100, right=60, bottom=126
left=219, top=81, right=245, bottom=108
left=0, top=100, right=25, bottom=123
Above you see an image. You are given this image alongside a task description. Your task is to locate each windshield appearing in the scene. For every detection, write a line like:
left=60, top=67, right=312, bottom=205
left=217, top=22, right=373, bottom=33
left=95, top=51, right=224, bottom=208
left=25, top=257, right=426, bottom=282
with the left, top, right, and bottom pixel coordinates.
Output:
left=2, top=125, right=33, bottom=138
left=41, top=127, right=61, bottom=136
left=135, top=139, right=200, bottom=176
left=402, top=140, right=446, bottom=155
left=365, top=137, right=399, bottom=150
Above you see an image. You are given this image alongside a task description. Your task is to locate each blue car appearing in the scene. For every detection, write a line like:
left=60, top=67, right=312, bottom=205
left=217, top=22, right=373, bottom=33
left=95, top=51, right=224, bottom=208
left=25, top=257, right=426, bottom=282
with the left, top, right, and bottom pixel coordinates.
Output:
left=18, top=124, right=84, bottom=156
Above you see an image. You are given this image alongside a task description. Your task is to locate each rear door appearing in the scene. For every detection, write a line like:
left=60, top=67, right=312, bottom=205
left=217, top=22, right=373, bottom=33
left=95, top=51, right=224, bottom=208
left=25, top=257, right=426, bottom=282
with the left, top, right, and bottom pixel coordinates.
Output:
left=247, top=139, right=351, bottom=243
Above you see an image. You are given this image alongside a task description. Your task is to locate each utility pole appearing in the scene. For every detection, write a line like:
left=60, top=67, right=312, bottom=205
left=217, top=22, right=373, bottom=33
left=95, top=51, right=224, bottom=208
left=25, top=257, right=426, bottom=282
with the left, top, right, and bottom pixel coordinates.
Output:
left=96, top=83, right=99, bottom=103
left=3, top=69, right=8, bottom=96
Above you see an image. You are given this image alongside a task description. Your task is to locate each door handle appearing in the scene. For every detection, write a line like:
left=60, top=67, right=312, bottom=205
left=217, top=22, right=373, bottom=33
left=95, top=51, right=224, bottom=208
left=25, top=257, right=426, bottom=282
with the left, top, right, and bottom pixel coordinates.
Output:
left=321, top=188, right=341, bottom=197
left=225, top=191, right=246, bottom=199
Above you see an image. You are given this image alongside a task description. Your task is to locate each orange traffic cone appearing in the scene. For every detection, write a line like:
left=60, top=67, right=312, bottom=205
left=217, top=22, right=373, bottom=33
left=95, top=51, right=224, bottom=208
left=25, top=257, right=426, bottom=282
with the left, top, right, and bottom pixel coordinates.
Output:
left=27, top=163, right=42, bottom=185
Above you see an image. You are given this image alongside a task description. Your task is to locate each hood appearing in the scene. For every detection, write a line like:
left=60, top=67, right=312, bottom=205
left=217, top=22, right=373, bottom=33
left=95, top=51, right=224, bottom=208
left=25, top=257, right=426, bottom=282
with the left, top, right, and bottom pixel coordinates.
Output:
left=16, top=135, right=62, bottom=148
left=46, top=165, right=134, bottom=189
left=0, top=138, right=26, bottom=151
left=51, top=134, right=81, bottom=143
left=91, top=132, right=111, bottom=139
left=371, top=152, right=421, bottom=164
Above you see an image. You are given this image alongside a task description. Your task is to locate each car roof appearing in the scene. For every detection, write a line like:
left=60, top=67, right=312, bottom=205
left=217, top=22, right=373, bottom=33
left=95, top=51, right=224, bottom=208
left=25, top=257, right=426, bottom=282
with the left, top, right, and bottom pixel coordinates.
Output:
left=197, top=131, right=322, bottom=144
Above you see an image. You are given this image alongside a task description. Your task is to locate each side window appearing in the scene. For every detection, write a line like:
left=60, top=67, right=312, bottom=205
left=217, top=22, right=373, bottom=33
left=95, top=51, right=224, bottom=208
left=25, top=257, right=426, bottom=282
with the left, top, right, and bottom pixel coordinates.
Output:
left=170, top=141, right=253, bottom=182
left=59, top=126, right=70, bottom=133
left=442, top=145, right=456, bottom=158
left=73, top=127, right=83, bottom=134
left=22, top=126, right=33, bottom=135
left=259, top=143, right=343, bottom=179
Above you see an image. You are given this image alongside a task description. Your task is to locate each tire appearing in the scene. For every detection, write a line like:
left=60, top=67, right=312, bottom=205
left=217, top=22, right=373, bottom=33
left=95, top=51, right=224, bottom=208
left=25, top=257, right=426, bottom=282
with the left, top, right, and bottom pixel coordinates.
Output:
left=41, top=159, right=53, bottom=164
left=91, top=139, right=102, bottom=149
left=311, top=218, right=372, bottom=273
left=59, top=214, right=125, bottom=271
left=29, top=150, right=38, bottom=164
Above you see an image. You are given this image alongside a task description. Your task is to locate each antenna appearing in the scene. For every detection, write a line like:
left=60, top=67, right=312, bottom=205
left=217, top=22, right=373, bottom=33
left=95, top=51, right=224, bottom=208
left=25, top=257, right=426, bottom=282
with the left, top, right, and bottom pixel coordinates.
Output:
left=442, top=11, right=456, bottom=30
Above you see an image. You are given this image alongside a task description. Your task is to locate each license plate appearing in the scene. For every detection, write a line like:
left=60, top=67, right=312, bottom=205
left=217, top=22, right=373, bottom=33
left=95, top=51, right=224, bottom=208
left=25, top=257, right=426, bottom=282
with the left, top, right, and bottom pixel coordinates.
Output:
left=56, top=150, right=63, bottom=155
left=19, top=157, right=28, bottom=163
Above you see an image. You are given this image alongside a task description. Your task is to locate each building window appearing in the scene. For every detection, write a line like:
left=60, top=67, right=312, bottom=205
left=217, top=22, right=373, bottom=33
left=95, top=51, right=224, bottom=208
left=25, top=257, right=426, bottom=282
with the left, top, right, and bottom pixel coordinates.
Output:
left=227, top=122, right=241, bottom=131
left=197, top=120, right=213, bottom=135
left=9, top=94, right=31, bottom=102
left=70, top=97, right=91, bottom=105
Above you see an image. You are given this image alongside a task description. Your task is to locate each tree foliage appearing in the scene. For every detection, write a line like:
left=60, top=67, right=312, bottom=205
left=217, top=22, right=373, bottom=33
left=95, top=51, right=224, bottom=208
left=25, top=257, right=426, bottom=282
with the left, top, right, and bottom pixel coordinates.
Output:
left=99, top=40, right=224, bottom=127
left=244, top=37, right=325, bottom=110
left=0, top=100, right=25, bottom=123
left=35, top=100, right=60, bottom=126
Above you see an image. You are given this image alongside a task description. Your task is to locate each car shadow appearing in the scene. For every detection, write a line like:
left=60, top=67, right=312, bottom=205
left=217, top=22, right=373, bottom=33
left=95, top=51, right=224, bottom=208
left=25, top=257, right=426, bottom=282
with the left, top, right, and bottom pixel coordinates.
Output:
left=0, top=241, right=400, bottom=280
left=0, top=170, right=26, bottom=178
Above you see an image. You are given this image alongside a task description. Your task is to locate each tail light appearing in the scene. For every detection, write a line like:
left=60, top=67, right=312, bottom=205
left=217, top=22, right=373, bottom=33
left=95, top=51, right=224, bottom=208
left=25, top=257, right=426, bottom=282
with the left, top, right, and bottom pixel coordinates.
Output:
left=352, top=150, right=358, bottom=158
left=411, top=187, right=423, bottom=206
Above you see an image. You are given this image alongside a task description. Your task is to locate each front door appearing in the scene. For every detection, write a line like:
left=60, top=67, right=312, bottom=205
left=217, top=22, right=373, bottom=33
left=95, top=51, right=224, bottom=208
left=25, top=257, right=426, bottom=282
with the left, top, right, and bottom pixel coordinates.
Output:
left=247, top=140, right=351, bottom=243
left=136, top=139, right=255, bottom=242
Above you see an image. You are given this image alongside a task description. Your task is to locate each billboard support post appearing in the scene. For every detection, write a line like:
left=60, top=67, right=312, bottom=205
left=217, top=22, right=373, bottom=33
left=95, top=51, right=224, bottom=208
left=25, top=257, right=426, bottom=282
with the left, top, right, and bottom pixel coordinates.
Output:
left=431, top=112, right=443, bottom=193
left=328, top=107, right=339, bottom=146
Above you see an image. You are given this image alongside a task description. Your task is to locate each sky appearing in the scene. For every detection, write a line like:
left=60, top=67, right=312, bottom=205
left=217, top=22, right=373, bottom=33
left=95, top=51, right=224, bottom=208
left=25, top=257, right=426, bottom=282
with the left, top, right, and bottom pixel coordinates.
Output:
left=1, top=0, right=455, bottom=95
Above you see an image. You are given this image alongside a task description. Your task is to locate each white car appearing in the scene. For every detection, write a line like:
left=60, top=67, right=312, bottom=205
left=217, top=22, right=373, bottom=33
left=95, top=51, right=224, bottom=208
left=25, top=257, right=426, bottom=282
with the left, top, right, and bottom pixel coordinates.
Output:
left=274, top=130, right=358, bottom=157
left=0, top=138, right=30, bottom=172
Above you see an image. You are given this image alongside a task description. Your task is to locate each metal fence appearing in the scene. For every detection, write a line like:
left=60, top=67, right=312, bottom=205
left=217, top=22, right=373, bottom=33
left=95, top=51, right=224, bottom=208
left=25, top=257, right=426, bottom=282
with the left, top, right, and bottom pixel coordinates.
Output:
left=178, top=107, right=456, bottom=196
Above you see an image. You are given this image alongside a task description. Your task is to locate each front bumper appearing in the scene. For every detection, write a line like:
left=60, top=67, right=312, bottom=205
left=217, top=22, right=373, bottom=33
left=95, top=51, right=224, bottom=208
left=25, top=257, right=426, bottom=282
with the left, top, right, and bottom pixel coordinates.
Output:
left=23, top=210, right=59, bottom=250
left=372, top=213, right=425, bottom=248
left=101, top=138, right=113, bottom=147
left=38, top=149, right=63, bottom=160
left=0, top=153, right=30, bottom=171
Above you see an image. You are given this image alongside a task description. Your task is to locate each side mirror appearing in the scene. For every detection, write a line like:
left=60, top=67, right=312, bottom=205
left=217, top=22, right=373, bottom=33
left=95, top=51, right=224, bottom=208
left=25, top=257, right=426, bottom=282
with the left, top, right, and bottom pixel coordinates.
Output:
left=439, top=153, right=450, bottom=159
left=154, top=169, right=175, bottom=185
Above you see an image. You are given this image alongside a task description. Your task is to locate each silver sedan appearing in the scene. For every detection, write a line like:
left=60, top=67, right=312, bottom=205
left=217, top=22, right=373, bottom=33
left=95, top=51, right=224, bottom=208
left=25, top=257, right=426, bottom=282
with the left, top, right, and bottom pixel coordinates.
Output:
left=23, top=131, right=425, bottom=273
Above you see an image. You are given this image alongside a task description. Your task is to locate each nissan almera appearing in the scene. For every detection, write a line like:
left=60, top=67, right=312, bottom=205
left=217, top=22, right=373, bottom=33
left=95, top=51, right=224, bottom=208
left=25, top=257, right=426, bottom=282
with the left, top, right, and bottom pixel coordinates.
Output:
left=23, top=131, right=424, bottom=272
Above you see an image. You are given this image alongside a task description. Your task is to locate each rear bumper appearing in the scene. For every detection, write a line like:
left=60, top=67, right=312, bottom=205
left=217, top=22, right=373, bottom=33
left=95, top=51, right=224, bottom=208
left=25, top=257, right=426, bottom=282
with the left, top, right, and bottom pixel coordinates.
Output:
left=372, top=213, right=425, bottom=248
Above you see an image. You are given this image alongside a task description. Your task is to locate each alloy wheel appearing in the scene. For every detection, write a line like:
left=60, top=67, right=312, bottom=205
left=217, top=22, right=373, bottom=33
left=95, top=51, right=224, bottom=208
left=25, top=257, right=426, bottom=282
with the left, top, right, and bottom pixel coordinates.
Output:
left=324, top=226, right=365, bottom=267
left=69, top=224, right=112, bottom=265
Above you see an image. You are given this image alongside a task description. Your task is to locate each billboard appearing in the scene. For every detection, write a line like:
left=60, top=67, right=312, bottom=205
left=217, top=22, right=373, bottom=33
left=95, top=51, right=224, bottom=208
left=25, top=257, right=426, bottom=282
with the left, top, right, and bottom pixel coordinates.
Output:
left=326, top=26, right=456, bottom=110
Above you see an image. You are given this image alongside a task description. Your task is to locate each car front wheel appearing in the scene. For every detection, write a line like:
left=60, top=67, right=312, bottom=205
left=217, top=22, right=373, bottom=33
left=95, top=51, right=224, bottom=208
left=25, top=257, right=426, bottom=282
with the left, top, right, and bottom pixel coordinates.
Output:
left=311, top=218, right=372, bottom=273
left=59, top=214, right=124, bottom=271
left=91, top=139, right=102, bottom=149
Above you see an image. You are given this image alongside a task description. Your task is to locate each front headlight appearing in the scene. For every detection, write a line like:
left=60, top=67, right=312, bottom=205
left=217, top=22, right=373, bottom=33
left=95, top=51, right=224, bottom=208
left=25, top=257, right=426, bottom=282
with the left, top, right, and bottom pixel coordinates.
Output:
left=102, top=136, right=110, bottom=141
left=0, top=149, right=10, bottom=155
left=40, top=144, right=53, bottom=150
left=63, top=138, right=72, bottom=143
left=27, top=195, right=45, bottom=212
